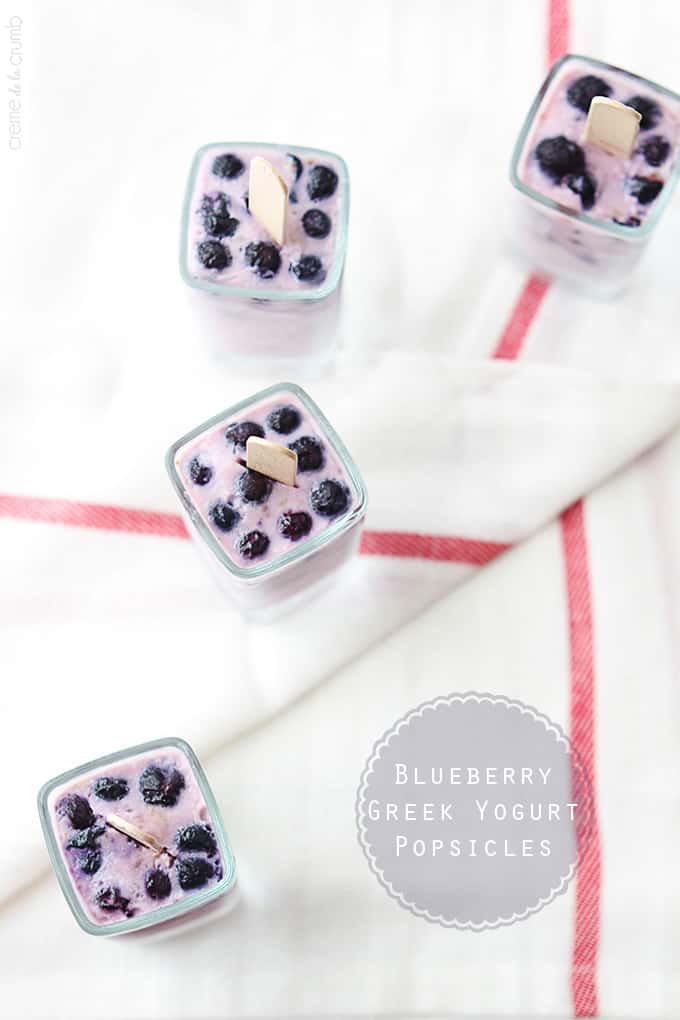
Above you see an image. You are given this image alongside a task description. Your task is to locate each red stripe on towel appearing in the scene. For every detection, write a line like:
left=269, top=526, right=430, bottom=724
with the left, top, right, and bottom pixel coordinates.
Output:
left=360, top=529, right=508, bottom=565
left=561, top=501, right=601, bottom=1018
left=0, top=493, right=508, bottom=567
left=547, top=0, right=572, bottom=67
left=541, top=3, right=601, bottom=1015
left=492, top=0, right=570, bottom=362
left=0, top=493, right=189, bottom=539
left=491, top=274, right=551, bottom=360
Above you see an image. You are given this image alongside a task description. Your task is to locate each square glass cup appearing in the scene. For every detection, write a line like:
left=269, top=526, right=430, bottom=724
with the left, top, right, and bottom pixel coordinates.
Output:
left=180, top=142, right=350, bottom=371
left=509, top=54, right=680, bottom=296
left=38, top=737, right=236, bottom=937
left=166, top=382, right=368, bottom=618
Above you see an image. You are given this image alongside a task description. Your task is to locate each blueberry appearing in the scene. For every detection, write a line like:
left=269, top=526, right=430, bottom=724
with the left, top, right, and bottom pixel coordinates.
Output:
left=176, top=824, right=217, bottom=856
left=59, top=794, right=95, bottom=830
left=625, top=95, right=662, bottom=131
left=76, top=849, right=102, bottom=875
left=566, top=74, right=612, bottom=113
left=291, top=255, right=324, bottom=283
left=307, top=165, right=338, bottom=201
left=209, top=501, right=239, bottom=533
left=139, top=765, right=185, bottom=807
left=204, top=211, right=239, bottom=238
left=203, top=191, right=229, bottom=212
left=266, top=405, right=301, bottom=435
left=566, top=171, right=597, bottom=210
left=197, top=240, right=231, bottom=271
left=287, top=153, right=303, bottom=180
left=244, top=241, right=281, bottom=279
left=212, top=153, right=245, bottom=179
left=189, top=457, right=213, bottom=486
left=288, top=435, right=324, bottom=472
left=535, top=136, right=585, bottom=183
left=613, top=216, right=641, bottom=227
left=310, top=479, right=350, bottom=517
left=176, top=856, right=214, bottom=890
left=201, top=193, right=239, bottom=237
left=627, top=176, right=664, bottom=204
left=225, top=420, right=265, bottom=449
left=278, top=511, right=313, bottom=541
left=145, top=868, right=172, bottom=900
left=66, top=824, right=105, bottom=850
left=237, top=469, right=272, bottom=504
left=201, top=192, right=225, bottom=213
left=641, top=134, right=671, bottom=167
left=302, top=208, right=331, bottom=239
left=92, top=777, right=129, bottom=802
left=237, top=530, right=270, bottom=560
left=95, top=885, right=131, bottom=914
left=289, top=190, right=298, bottom=204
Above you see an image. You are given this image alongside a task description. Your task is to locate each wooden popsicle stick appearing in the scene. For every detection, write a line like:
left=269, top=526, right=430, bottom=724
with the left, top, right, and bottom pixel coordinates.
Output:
left=246, top=436, right=297, bottom=486
left=249, top=156, right=288, bottom=245
left=106, top=813, right=173, bottom=856
left=583, top=97, right=641, bottom=158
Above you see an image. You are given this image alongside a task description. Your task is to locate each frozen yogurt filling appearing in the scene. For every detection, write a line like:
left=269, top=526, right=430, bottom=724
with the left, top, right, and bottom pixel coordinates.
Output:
left=173, top=389, right=358, bottom=570
left=183, top=144, right=347, bottom=293
left=518, top=57, right=680, bottom=227
left=47, top=745, right=223, bottom=925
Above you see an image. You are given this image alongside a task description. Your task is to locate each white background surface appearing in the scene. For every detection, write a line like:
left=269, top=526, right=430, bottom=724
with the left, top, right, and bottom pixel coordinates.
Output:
left=2, top=1, right=680, bottom=1017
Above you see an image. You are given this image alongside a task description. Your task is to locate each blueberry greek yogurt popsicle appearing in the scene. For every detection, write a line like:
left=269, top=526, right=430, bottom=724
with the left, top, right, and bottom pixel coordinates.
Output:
left=182, top=143, right=348, bottom=295
left=518, top=56, right=680, bottom=227
left=173, top=389, right=358, bottom=568
left=45, top=743, right=227, bottom=928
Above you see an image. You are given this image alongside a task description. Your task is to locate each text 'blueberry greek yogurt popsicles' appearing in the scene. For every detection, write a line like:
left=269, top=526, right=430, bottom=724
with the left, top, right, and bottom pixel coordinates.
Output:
left=166, top=383, right=367, bottom=616
left=510, top=54, right=680, bottom=294
left=38, top=738, right=235, bottom=935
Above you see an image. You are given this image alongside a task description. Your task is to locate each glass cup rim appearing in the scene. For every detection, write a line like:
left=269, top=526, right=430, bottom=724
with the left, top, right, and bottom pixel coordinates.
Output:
left=37, top=735, right=236, bottom=936
left=180, top=140, right=350, bottom=302
left=509, top=52, right=680, bottom=240
left=165, top=381, right=368, bottom=582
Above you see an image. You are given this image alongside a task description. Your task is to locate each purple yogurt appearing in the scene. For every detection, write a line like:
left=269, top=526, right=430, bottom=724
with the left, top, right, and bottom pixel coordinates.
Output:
left=510, top=55, right=680, bottom=295
left=166, top=383, right=367, bottom=617
left=180, top=143, right=349, bottom=367
left=39, top=738, right=235, bottom=935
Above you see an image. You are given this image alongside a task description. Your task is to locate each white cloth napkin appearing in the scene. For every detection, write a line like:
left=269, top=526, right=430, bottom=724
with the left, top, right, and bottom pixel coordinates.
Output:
left=3, top=0, right=680, bottom=1017
left=5, top=433, right=680, bottom=1020
left=3, top=354, right=679, bottom=902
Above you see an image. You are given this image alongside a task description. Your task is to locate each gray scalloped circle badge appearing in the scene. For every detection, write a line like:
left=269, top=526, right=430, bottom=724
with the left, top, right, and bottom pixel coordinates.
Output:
left=356, top=693, right=593, bottom=930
